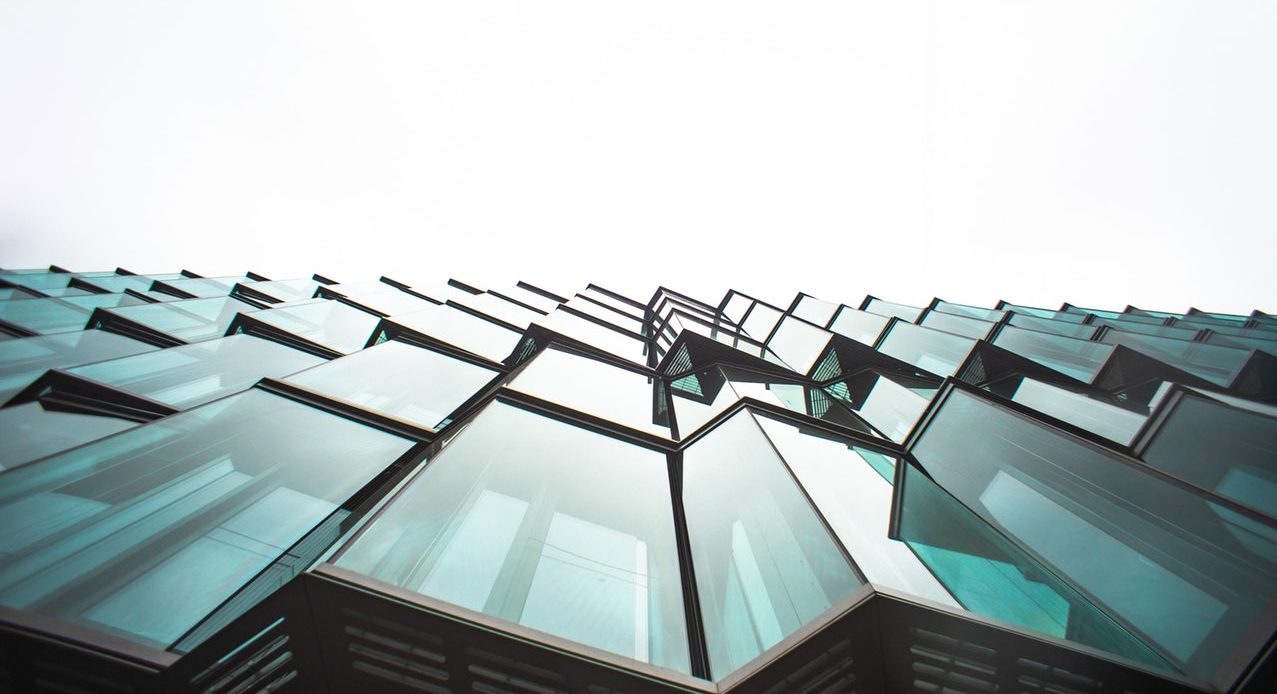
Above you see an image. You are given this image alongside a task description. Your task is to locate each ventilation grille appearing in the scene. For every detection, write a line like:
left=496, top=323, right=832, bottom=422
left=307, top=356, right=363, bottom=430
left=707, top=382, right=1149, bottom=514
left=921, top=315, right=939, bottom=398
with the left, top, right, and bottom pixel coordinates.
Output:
left=29, top=659, right=139, bottom=694
left=957, top=351, right=988, bottom=386
left=665, top=344, right=693, bottom=377
left=1015, top=656, right=1104, bottom=694
left=759, top=637, right=857, bottom=694
left=342, top=608, right=451, bottom=693
left=813, top=347, right=843, bottom=382
left=465, top=647, right=567, bottom=694
left=907, top=627, right=998, bottom=694
left=188, top=616, right=299, bottom=694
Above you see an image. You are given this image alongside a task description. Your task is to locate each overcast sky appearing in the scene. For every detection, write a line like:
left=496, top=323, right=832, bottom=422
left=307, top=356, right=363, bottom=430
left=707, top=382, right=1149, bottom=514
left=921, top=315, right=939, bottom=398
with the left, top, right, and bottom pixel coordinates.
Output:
left=1, top=1, right=1274, bottom=314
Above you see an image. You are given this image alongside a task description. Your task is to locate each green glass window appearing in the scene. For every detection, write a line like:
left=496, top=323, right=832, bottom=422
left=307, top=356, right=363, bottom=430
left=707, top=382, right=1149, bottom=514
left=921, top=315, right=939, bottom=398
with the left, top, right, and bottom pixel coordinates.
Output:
left=154, top=276, right=243, bottom=299
left=933, top=301, right=1005, bottom=322
left=395, top=305, right=524, bottom=363
left=919, top=310, right=995, bottom=339
left=0, top=390, right=414, bottom=649
left=0, top=403, right=136, bottom=471
left=247, top=299, right=380, bottom=355
left=766, top=316, right=833, bottom=374
left=235, top=279, right=320, bottom=304
left=828, top=307, right=889, bottom=345
left=0, top=271, right=73, bottom=292
left=992, top=325, right=1115, bottom=382
left=682, top=410, right=862, bottom=677
left=1099, top=331, right=1250, bottom=387
left=1007, top=313, right=1099, bottom=339
left=791, top=295, right=838, bottom=327
left=0, top=297, right=90, bottom=335
left=510, top=347, right=668, bottom=436
left=334, top=402, right=690, bottom=672
left=283, top=339, right=499, bottom=431
left=877, top=321, right=977, bottom=377
left=862, top=298, right=923, bottom=322
left=69, top=334, right=324, bottom=409
left=104, top=296, right=258, bottom=343
left=824, top=370, right=935, bottom=442
left=989, top=376, right=1146, bottom=444
left=0, top=331, right=158, bottom=402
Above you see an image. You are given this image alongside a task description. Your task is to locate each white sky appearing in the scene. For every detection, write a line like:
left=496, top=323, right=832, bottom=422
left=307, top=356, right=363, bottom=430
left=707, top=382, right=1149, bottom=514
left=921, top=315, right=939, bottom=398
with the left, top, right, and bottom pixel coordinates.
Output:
left=1, top=1, right=1274, bottom=314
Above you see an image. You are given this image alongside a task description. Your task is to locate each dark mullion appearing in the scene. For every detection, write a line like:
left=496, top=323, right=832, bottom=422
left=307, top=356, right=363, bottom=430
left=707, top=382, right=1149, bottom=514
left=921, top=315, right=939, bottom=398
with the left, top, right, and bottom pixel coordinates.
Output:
left=666, top=451, right=711, bottom=680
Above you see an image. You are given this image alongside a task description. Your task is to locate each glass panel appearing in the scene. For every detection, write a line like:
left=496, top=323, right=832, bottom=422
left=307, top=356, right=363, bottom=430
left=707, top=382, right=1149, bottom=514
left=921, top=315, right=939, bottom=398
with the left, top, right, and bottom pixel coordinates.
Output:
left=766, top=316, right=832, bottom=374
left=582, top=287, right=645, bottom=321
left=741, top=303, right=783, bottom=341
left=1007, top=313, right=1099, bottom=339
left=933, top=301, right=1005, bottom=322
left=0, top=390, right=414, bottom=649
left=0, top=271, right=73, bottom=291
left=69, top=334, right=324, bottom=409
left=828, top=307, right=889, bottom=346
left=1095, top=319, right=1199, bottom=341
left=154, top=277, right=241, bottom=299
left=752, top=414, right=957, bottom=606
left=236, top=279, right=320, bottom=303
left=106, top=297, right=258, bottom=343
left=0, top=298, right=90, bottom=335
left=452, top=293, right=545, bottom=329
left=670, top=366, right=738, bottom=436
left=334, top=403, right=689, bottom=672
left=248, top=299, right=380, bottom=355
left=284, top=340, right=499, bottom=431
left=791, top=295, right=838, bottom=327
left=896, top=463, right=1172, bottom=671
left=722, top=293, right=753, bottom=325
left=1142, top=392, right=1277, bottom=519
left=863, top=298, right=923, bottom=322
left=1002, top=304, right=1090, bottom=323
left=1100, top=331, right=1250, bottom=387
left=1206, top=332, right=1277, bottom=357
left=825, top=371, right=934, bottom=442
left=61, top=294, right=150, bottom=311
left=991, top=376, right=1146, bottom=445
left=565, top=297, right=645, bottom=333
left=533, top=309, right=645, bottom=365
left=393, top=305, right=523, bottom=363
left=72, top=275, right=159, bottom=294
left=682, top=410, right=862, bottom=677
left=992, top=325, right=1115, bottom=382
left=509, top=347, right=668, bottom=436
left=497, top=286, right=562, bottom=313
left=912, top=388, right=1277, bottom=682
left=0, top=404, right=136, bottom=471
left=877, top=322, right=976, bottom=377
left=919, top=310, right=995, bottom=339
left=0, top=331, right=158, bottom=403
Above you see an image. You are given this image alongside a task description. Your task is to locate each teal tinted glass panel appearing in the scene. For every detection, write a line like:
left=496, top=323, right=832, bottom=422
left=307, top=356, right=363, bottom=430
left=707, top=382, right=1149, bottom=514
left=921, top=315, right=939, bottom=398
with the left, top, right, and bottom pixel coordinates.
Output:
left=863, top=298, right=923, bottom=322
left=752, top=415, right=956, bottom=606
left=0, top=390, right=414, bottom=648
left=912, top=388, right=1277, bottom=682
left=395, top=305, right=524, bottom=363
left=237, top=279, right=320, bottom=303
left=920, top=310, right=995, bottom=339
left=877, top=322, right=976, bottom=377
left=73, top=274, right=160, bottom=294
left=154, top=277, right=241, bottom=299
left=993, top=376, right=1146, bottom=445
left=896, top=463, right=1171, bottom=671
left=1095, top=319, right=1199, bottom=341
left=1100, top=331, right=1249, bottom=386
left=828, top=307, right=889, bottom=345
left=1207, top=332, right=1277, bottom=357
left=0, top=331, right=158, bottom=403
left=1007, top=313, right=1098, bottom=339
left=791, top=295, right=838, bottom=327
left=825, top=371, right=933, bottom=442
left=933, top=301, right=1005, bottom=322
left=670, top=366, right=738, bottom=436
left=70, top=334, right=324, bottom=409
left=1002, top=304, right=1089, bottom=323
left=106, top=297, right=257, bottom=343
left=0, top=403, right=136, bottom=471
left=992, top=326, right=1115, bottom=382
left=249, top=299, right=380, bottom=354
left=334, top=403, right=689, bottom=672
left=1142, top=392, right=1277, bottom=519
left=61, top=293, right=150, bottom=311
left=682, top=410, right=861, bottom=677
left=510, top=347, right=667, bottom=436
left=0, top=297, right=90, bottom=334
left=284, top=339, right=498, bottom=431
left=766, top=316, right=833, bottom=374
left=0, top=272, right=73, bottom=291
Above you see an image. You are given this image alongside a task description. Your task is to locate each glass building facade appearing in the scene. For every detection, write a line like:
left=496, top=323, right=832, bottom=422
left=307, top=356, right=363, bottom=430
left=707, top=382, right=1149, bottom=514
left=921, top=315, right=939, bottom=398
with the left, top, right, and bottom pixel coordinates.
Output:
left=0, top=265, right=1275, bottom=694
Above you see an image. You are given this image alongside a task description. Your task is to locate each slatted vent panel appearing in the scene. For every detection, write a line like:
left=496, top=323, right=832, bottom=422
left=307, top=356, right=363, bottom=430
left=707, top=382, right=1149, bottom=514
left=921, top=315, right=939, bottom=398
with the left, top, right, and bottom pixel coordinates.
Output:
left=759, top=638, right=857, bottom=694
left=907, top=627, right=999, bottom=693
left=30, top=658, right=139, bottom=694
left=465, top=647, right=567, bottom=694
left=187, top=616, right=298, bottom=694
left=1016, top=656, right=1104, bottom=694
left=342, top=608, right=452, bottom=693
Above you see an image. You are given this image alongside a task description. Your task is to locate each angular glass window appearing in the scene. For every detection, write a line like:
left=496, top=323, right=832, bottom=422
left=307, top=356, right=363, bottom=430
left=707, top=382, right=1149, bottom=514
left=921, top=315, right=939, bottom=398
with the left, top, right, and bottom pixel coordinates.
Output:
left=721, top=292, right=754, bottom=325
left=247, top=299, right=380, bottom=355
left=992, top=325, right=1115, bottom=382
left=565, top=297, right=645, bottom=334
left=682, top=410, right=862, bottom=677
left=73, top=274, right=174, bottom=294
left=325, top=282, right=438, bottom=316
left=863, top=298, right=923, bottom=322
left=60, top=293, right=151, bottom=311
left=393, top=304, right=524, bottom=363
left=1099, top=331, right=1250, bottom=387
left=68, top=334, right=324, bottom=409
left=823, top=370, right=936, bottom=442
left=533, top=309, right=646, bottom=365
left=152, top=276, right=243, bottom=299
left=452, top=292, right=546, bottom=329
left=791, top=294, right=839, bottom=327
left=582, top=287, right=645, bottom=321
left=0, top=389, right=415, bottom=649
left=1007, top=313, right=1099, bottom=339
left=0, top=330, right=158, bottom=403
left=741, top=303, right=783, bottom=342
left=102, top=296, right=258, bottom=343
left=911, top=387, right=1277, bottom=684
left=234, top=278, right=320, bottom=304
left=1141, top=390, right=1277, bottom=519
left=0, top=271, right=74, bottom=292
left=828, top=307, right=889, bottom=346
left=497, top=285, right=562, bottom=314
left=919, top=310, right=995, bottom=339
left=0, top=297, right=90, bottom=335
left=986, top=375, right=1146, bottom=445
left=877, top=321, right=977, bottom=377
left=751, top=414, right=957, bottom=606
left=933, top=301, right=1005, bottom=322
left=0, top=403, right=136, bottom=471
left=766, top=316, right=833, bottom=375
left=333, top=402, right=689, bottom=672
left=1001, top=303, right=1091, bottom=323
left=283, top=339, right=499, bottom=431
left=509, top=347, right=668, bottom=436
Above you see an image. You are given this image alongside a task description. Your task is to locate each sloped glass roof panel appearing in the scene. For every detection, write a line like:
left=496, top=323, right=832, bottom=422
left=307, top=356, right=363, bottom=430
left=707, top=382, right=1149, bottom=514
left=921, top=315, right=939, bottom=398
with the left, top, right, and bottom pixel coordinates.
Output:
left=393, top=304, right=523, bottom=363
left=877, top=321, right=977, bottom=377
left=992, top=325, right=1115, bottom=382
left=0, top=297, right=90, bottom=335
left=247, top=299, right=380, bottom=355
left=0, top=330, right=158, bottom=403
left=105, top=296, right=258, bottom=343
left=334, top=402, right=690, bottom=673
left=828, top=307, right=889, bottom=346
left=509, top=347, right=668, bottom=436
left=0, top=403, right=136, bottom=472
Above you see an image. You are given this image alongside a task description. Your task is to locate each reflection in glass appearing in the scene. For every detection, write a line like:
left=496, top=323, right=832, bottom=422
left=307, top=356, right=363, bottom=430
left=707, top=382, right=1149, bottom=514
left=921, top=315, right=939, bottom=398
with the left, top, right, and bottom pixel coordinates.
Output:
left=828, top=307, right=889, bottom=346
left=248, top=299, right=381, bottom=355
left=510, top=347, right=668, bottom=436
left=0, top=390, right=414, bottom=649
left=104, top=297, right=258, bottom=343
left=682, top=411, right=861, bottom=676
left=0, top=404, right=136, bottom=471
left=766, top=317, right=833, bottom=374
left=877, top=322, right=976, bottom=377
left=285, top=340, right=499, bottom=431
left=0, top=297, right=90, bottom=335
left=791, top=295, right=838, bottom=326
left=0, top=331, right=158, bottom=403
left=394, top=305, right=524, bottom=363
left=992, top=326, right=1115, bottom=382
left=987, top=376, right=1146, bottom=444
left=70, top=334, right=324, bottom=409
left=335, top=403, right=689, bottom=672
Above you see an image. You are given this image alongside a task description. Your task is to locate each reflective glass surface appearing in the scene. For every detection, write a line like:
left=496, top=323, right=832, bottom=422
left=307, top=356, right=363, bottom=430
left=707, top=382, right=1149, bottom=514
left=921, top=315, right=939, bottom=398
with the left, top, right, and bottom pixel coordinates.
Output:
left=284, top=339, right=499, bottom=431
left=992, top=326, right=1115, bottom=382
left=497, top=286, right=561, bottom=313
left=933, top=301, right=1005, bottom=322
left=1007, top=313, right=1098, bottom=339
left=105, top=297, right=258, bottom=343
left=993, top=376, right=1145, bottom=444
left=510, top=347, right=668, bottom=436
left=0, top=390, right=414, bottom=648
left=0, top=331, right=158, bottom=403
left=70, top=334, right=324, bottom=409
left=877, top=322, right=976, bottom=377
left=1100, top=331, right=1249, bottom=386
left=452, top=292, right=545, bottom=329
left=236, top=279, right=320, bottom=303
left=920, top=310, right=995, bottom=339
left=766, top=316, right=833, bottom=374
left=825, top=371, right=934, bottom=442
left=153, top=276, right=241, bottom=299
left=863, top=298, right=923, bottom=322
left=394, top=304, right=524, bottom=363
left=791, top=295, right=838, bottom=327
left=61, top=293, right=150, bottom=311
left=682, top=411, right=861, bottom=676
left=335, top=403, right=689, bottom=672
left=534, top=309, right=646, bottom=364
left=0, top=403, right=136, bottom=471
left=828, top=307, right=889, bottom=345
left=0, top=271, right=73, bottom=291
left=722, top=293, right=753, bottom=325
left=741, top=303, right=783, bottom=342
left=0, top=297, right=90, bottom=335
left=912, top=388, right=1277, bottom=682
left=248, top=299, right=380, bottom=354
